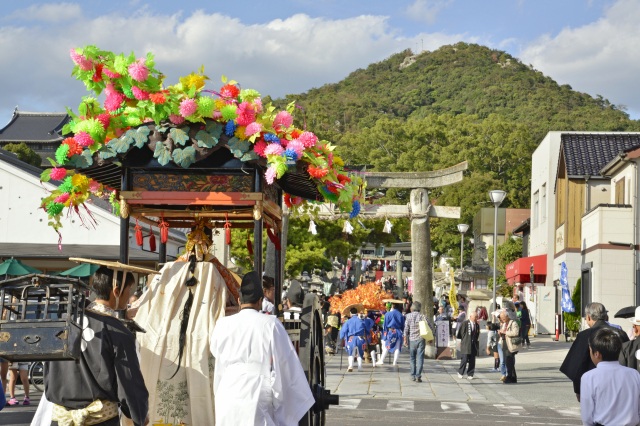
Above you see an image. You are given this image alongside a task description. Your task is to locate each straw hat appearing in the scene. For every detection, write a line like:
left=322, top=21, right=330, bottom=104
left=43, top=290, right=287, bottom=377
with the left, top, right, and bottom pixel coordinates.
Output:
left=342, top=303, right=365, bottom=317
left=69, top=258, right=159, bottom=275
left=382, top=299, right=404, bottom=304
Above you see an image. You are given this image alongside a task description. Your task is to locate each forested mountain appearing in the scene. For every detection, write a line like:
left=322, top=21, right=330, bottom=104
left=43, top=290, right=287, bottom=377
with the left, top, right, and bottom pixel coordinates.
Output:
left=267, top=42, right=640, bottom=270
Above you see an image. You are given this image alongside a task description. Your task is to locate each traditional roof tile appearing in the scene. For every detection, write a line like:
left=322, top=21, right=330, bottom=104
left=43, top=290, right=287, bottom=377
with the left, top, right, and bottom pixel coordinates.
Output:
left=561, top=133, right=640, bottom=177
left=0, top=108, right=69, bottom=143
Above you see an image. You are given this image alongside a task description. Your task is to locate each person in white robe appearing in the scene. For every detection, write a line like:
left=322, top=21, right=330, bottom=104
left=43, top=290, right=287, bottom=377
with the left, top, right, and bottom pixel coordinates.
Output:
left=210, top=271, right=315, bottom=426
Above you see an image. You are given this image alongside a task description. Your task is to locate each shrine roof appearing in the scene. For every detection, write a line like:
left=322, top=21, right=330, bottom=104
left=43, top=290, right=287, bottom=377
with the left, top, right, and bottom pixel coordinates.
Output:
left=0, top=109, right=69, bottom=143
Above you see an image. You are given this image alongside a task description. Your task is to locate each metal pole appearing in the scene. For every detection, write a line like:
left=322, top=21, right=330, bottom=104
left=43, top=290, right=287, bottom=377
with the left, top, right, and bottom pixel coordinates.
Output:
left=460, top=234, right=464, bottom=271
left=492, top=203, right=498, bottom=312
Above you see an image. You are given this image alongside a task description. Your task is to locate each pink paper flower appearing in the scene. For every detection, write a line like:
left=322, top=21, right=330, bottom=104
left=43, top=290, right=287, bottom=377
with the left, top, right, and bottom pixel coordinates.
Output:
left=245, top=122, right=262, bottom=137
left=75, top=131, right=94, bottom=148
left=264, top=144, right=285, bottom=156
left=179, top=99, right=198, bottom=117
left=54, top=193, right=70, bottom=204
left=273, top=111, right=293, bottom=131
left=169, top=114, right=185, bottom=125
left=235, top=102, right=256, bottom=126
left=132, top=86, right=150, bottom=100
left=50, top=167, right=67, bottom=181
left=287, top=139, right=305, bottom=157
left=128, top=59, right=149, bottom=82
left=265, top=166, right=277, bottom=184
left=253, top=140, right=267, bottom=157
left=89, top=180, right=101, bottom=193
left=103, top=68, right=121, bottom=79
left=104, top=91, right=125, bottom=112
left=69, top=49, right=93, bottom=71
left=298, top=131, right=318, bottom=148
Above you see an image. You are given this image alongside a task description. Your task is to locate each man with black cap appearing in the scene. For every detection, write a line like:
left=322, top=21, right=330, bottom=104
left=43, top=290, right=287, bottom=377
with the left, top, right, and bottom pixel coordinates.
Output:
left=210, top=271, right=314, bottom=425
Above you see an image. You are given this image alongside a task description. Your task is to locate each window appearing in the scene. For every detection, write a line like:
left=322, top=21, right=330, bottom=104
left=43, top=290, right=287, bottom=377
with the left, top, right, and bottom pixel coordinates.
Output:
left=541, top=184, right=547, bottom=222
left=532, top=190, right=539, bottom=227
left=474, top=278, right=488, bottom=289
left=615, top=178, right=625, bottom=204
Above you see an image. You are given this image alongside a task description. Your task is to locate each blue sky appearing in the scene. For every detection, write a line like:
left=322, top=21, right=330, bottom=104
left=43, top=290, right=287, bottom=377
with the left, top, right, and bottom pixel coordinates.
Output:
left=1, top=0, right=639, bottom=123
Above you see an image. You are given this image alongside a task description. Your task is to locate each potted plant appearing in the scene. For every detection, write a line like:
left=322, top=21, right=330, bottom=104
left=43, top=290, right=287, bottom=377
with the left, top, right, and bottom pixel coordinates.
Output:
left=563, top=279, right=581, bottom=341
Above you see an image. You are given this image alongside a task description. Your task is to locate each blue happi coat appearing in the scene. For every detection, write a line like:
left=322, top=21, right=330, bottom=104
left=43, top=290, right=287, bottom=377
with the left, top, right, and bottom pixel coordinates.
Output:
left=382, top=309, right=405, bottom=353
left=340, top=315, right=371, bottom=357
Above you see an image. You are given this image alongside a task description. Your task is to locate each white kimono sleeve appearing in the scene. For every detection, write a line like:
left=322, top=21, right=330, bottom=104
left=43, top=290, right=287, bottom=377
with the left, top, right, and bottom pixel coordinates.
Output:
left=270, top=320, right=315, bottom=425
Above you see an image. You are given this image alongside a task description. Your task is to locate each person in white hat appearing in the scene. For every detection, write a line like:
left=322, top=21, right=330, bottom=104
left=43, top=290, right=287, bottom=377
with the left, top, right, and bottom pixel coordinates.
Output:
left=619, top=306, right=640, bottom=373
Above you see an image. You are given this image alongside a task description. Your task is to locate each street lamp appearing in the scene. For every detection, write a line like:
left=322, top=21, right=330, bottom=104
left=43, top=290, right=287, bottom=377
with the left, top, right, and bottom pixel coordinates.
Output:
left=457, top=224, right=469, bottom=271
left=489, top=190, right=507, bottom=312
left=431, top=250, right=438, bottom=275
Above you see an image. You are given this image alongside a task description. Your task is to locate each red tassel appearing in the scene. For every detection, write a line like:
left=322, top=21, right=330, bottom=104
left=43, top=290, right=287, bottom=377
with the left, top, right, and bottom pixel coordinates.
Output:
left=149, top=232, right=156, bottom=252
left=135, top=219, right=143, bottom=246
left=246, top=235, right=253, bottom=256
left=224, top=213, right=231, bottom=246
left=267, top=228, right=281, bottom=251
left=159, top=215, right=169, bottom=244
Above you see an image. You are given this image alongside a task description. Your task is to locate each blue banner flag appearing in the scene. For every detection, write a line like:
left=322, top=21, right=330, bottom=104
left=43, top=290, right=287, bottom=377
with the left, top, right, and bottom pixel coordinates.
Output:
left=560, top=262, right=575, bottom=313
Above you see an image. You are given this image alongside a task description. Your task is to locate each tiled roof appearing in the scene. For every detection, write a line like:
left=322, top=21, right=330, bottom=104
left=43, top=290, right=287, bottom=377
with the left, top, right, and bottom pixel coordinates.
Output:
left=0, top=149, right=43, bottom=178
left=561, top=133, right=640, bottom=177
left=0, top=109, right=69, bottom=143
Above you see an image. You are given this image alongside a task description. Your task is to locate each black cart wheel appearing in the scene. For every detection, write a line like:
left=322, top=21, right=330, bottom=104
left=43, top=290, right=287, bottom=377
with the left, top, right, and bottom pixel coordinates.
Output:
left=28, top=361, right=45, bottom=393
left=299, top=294, right=339, bottom=426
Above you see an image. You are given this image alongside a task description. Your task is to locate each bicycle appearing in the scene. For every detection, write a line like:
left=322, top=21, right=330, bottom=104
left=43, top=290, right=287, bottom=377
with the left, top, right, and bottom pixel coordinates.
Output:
left=28, top=361, right=44, bottom=393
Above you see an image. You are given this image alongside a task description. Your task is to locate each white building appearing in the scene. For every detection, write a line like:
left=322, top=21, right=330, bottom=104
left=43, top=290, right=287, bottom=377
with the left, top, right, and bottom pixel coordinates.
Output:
left=0, top=149, right=185, bottom=274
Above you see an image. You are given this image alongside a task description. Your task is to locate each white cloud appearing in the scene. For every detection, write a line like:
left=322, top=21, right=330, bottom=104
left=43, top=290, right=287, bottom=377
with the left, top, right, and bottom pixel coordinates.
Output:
left=4, top=3, right=83, bottom=23
left=520, top=0, right=640, bottom=116
left=0, top=7, right=473, bottom=121
left=406, top=0, right=454, bottom=25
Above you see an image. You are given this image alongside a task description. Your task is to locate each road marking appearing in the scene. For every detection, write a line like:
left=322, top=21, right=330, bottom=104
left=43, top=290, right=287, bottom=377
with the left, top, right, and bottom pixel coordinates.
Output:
left=555, top=407, right=581, bottom=417
left=387, top=400, right=414, bottom=411
left=441, top=402, right=472, bottom=413
left=337, top=398, right=360, bottom=409
left=493, top=403, right=528, bottom=416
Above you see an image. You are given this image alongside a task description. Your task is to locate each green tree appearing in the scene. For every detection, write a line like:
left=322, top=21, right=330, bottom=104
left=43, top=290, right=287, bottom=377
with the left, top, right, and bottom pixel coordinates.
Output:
left=2, top=142, right=42, bottom=167
left=563, top=278, right=582, bottom=333
left=487, top=234, right=522, bottom=296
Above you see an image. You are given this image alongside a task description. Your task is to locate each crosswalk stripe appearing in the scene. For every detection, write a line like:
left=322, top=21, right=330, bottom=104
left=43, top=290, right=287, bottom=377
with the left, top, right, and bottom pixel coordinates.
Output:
left=493, top=403, right=528, bottom=416
left=556, top=407, right=581, bottom=417
left=337, top=398, right=360, bottom=409
left=387, top=400, right=414, bottom=411
left=441, top=402, right=472, bottom=413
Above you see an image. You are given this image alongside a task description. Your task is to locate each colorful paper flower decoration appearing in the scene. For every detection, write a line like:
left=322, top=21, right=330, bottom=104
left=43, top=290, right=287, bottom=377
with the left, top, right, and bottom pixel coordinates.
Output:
left=40, top=45, right=365, bottom=235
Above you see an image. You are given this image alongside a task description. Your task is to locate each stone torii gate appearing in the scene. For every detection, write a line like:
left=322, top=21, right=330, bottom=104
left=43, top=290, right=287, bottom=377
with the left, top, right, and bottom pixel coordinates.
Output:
left=316, top=161, right=468, bottom=320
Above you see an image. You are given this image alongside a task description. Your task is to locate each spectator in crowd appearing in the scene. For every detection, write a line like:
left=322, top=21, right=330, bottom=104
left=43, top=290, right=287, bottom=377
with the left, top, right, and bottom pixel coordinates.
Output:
left=403, top=301, right=432, bottom=382
left=580, top=327, right=640, bottom=426
left=261, top=276, right=276, bottom=315
left=560, top=302, right=629, bottom=401
left=457, top=311, right=480, bottom=380
left=499, top=309, right=520, bottom=384
left=6, top=362, right=30, bottom=406
left=519, top=302, right=532, bottom=348
left=619, top=306, right=640, bottom=373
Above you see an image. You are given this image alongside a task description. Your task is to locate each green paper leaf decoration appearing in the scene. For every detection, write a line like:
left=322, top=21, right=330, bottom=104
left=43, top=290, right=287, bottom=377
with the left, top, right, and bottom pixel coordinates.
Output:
left=227, top=137, right=251, bottom=159
left=132, top=126, right=151, bottom=149
left=240, top=151, right=259, bottom=162
left=153, top=141, right=172, bottom=166
left=195, top=130, right=218, bottom=149
left=109, top=135, right=133, bottom=154
left=172, top=146, right=197, bottom=168
left=70, top=150, right=94, bottom=169
left=169, top=127, right=190, bottom=146
left=206, top=120, right=223, bottom=138
left=40, top=169, right=51, bottom=182
left=99, top=144, right=117, bottom=160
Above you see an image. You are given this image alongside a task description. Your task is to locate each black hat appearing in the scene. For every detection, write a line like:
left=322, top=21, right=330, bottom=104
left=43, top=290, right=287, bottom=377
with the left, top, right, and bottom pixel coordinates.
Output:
left=240, top=271, right=264, bottom=304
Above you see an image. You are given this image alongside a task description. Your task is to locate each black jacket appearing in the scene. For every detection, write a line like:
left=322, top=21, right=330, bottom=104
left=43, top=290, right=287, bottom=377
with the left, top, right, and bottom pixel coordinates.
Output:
left=559, top=320, right=629, bottom=395
left=456, top=319, right=480, bottom=355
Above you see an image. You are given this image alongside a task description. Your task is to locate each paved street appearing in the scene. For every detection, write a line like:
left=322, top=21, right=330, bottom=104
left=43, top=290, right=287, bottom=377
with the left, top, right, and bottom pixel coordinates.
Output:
left=325, top=337, right=582, bottom=425
left=1, top=337, right=580, bottom=425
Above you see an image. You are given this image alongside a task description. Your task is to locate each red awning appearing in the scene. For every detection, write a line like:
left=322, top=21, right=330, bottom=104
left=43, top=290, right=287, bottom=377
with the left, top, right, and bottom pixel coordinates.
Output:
left=505, top=254, right=547, bottom=285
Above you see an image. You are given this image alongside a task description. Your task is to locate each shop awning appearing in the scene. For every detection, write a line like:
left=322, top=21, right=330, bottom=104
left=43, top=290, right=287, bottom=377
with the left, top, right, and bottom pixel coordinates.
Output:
left=505, top=254, right=547, bottom=285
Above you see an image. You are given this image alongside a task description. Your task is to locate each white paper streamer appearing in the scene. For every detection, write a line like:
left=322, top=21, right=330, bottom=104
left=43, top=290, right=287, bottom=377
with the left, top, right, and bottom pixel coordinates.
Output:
left=383, top=219, right=393, bottom=234
left=308, top=220, right=317, bottom=235
left=342, top=220, right=354, bottom=234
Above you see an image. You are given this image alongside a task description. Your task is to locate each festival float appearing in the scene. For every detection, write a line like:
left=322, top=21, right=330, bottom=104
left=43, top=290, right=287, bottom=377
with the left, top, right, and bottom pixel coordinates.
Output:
left=8, top=45, right=367, bottom=425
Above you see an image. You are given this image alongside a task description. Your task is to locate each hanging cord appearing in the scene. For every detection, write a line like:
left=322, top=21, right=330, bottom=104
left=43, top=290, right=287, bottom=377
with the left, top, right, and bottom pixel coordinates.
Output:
left=168, top=254, right=198, bottom=379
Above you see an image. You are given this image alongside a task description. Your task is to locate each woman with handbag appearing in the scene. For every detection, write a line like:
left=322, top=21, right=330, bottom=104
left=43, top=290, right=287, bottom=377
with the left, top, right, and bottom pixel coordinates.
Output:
left=499, top=310, right=521, bottom=384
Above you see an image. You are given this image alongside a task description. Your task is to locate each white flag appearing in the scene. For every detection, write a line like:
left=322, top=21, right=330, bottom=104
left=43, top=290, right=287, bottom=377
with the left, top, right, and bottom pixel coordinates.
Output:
left=308, top=220, right=317, bottom=235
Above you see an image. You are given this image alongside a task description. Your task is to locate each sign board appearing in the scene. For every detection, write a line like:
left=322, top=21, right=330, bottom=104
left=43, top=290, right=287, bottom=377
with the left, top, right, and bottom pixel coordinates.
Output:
left=436, top=320, right=449, bottom=348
